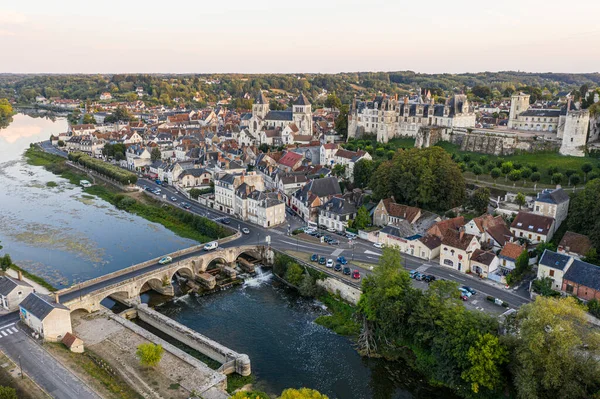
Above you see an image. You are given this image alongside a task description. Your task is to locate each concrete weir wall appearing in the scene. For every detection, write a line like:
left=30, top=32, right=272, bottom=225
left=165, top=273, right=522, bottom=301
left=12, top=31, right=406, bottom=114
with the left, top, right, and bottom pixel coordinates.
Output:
left=136, top=304, right=251, bottom=376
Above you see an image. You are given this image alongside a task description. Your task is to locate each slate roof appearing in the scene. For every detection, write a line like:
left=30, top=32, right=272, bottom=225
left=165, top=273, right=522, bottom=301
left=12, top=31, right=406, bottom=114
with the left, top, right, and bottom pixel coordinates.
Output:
left=380, top=225, right=404, bottom=238
left=535, top=188, right=570, bottom=205
left=0, top=276, right=32, bottom=296
left=255, top=92, right=268, bottom=105
left=471, top=249, right=497, bottom=266
left=293, top=177, right=341, bottom=203
left=564, top=259, right=600, bottom=291
left=559, top=231, right=592, bottom=256
left=321, top=197, right=357, bottom=216
left=294, top=93, right=310, bottom=106
left=511, top=212, right=554, bottom=235
left=218, top=173, right=236, bottom=185
left=265, top=111, right=293, bottom=121
left=539, top=249, right=571, bottom=271
left=20, top=293, right=69, bottom=320
left=180, top=168, right=209, bottom=177
left=520, top=109, right=562, bottom=117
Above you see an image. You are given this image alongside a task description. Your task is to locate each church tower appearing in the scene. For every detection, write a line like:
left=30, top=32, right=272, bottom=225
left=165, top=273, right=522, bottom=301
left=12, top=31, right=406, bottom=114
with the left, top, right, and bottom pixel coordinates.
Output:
left=252, top=92, right=270, bottom=119
left=292, top=93, right=313, bottom=136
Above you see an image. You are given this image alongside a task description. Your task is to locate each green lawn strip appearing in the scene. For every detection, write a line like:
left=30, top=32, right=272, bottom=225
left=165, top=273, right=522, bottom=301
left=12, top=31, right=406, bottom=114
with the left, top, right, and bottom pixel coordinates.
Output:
left=226, top=374, right=256, bottom=393
left=9, top=264, right=56, bottom=291
left=314, top=293, right=361, bottom=337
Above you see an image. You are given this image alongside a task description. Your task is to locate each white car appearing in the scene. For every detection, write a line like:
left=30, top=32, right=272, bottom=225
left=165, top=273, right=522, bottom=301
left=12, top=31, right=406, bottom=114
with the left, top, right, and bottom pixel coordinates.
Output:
left=158, top=256, right=172, bottom=265
left=203, top=241, right=218, bottom=251
left=373, top=242, right=384, bottom=249
left=326, top=259, right=334, bottom=268
left=326, top=227, right=336, bottom=233
left=241, top=227, right=250, bottom=234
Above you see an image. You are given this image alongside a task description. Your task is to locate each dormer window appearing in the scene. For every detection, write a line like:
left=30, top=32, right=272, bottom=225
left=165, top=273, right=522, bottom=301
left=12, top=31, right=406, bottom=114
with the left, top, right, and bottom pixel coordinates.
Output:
left=517, top=222, right=522, bottom=227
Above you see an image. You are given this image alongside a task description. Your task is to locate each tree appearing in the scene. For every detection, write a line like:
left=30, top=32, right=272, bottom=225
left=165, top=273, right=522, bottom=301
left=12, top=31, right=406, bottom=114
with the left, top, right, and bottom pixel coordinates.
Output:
left=332, top=164, right=346, bottom=178
left=490, top=167, right=501, bottom=184
left=530, top=172, right=541, bottom=189
left=514, top=250, right=530, bottom=278
left=510, top=296, right=600, bottom=399
left=509, top=170, right=521, bottom=187
left=353, top=206, right=370, bottom=230
left=461, top=333, right=508, bottom=394
left=565, top=169, right=577, bottom=186
left=471, top=85, right=492, bottom=99
left=335, top=104, right=349, bottom=138
left=471, top=165, right=483, bottom=181
left=470, top=187, right=490, bottom=215
left=279, top=388, right=329, bottom=399
left=515, top=192, right=526, bottom=210
left=0, top=386, right=17, bottom=399
left=57, top=140, right=65, bottom=147
left=568, top=180, right=600, bottom=248
left=284, top=263, right=304, bottom=286
left=136, top=343, right=163, bottom=368
left=501, top=162, right=513, bottom=182
left=551, top=173, right=563, bottom=185
left=570, top=174, right=581, bottom=187
left=324, top=93, right=342, bottom=110
left=230, top=391, right=269, bottom=399
left=547, top=165, right=559, bottom=176
left=582, top=162, right=593, bottom=182
left=353, top=159, right=375, bottom=189
left=82, top=113, right=96, bottom=124
left=0, top=254, right=12, bottom=272
left=520, top=167, right=532, bottom=185
left=299, top=273, right=317, bottom=297
left=150, top=147, right=162, bottom=162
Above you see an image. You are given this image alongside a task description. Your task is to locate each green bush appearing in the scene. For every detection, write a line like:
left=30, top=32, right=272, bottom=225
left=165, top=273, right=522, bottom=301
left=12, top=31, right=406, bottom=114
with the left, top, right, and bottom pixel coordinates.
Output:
left=68, top=152, right=137, bottom=185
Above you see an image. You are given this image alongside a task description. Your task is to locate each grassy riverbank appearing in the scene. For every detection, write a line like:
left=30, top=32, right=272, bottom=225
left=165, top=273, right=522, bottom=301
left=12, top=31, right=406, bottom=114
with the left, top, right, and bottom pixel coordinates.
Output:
left=25, top=146, right=88, bottom=185
left=9, top=263, right=56, bottom=292
left=315, top=293, right=361, bottom=337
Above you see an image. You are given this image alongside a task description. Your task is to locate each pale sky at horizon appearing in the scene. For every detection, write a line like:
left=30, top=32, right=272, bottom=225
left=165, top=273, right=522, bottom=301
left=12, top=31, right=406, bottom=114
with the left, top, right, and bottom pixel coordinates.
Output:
left=1, top=0, right=600, bottom=74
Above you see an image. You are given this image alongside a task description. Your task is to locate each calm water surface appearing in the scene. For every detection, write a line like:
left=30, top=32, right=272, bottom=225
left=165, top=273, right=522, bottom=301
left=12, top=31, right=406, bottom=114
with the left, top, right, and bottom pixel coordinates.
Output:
left=0, top=113, right=196, bottom=287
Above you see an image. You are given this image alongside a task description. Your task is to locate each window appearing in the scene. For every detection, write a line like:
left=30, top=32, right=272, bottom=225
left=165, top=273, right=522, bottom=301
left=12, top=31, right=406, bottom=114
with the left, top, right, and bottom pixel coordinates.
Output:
left=549, top=270, right=555, bottom=277
left=444, top=259, right=454, bottom=266
left=566, top=284, right=574, bottom=294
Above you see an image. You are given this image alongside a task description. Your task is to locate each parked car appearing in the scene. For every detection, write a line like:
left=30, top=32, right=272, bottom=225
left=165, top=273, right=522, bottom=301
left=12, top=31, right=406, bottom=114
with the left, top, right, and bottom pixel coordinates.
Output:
left=337, top=256, right=348, bottom=265
left=241, top=227, right=250, bottom=234
left=373, top=242, right=384, bottom=249
left=183, top=203, right=191, bottom=209
left=142, top=185, right=148, bottom=190
left=462, top=286, right=476, bottom=295
left=326, top=259, right=334, bottom=268
left=460, top=294, right=469, bottom=301
left=203, top=241, right=218, bottom=251
left=170, top=196, right=177, bottom=202
left=323, top=235, right=332, bottom=242
left=319, top=257, right=326, bottom=265
left=352, top=270, right=361, bottom=280
left=328, top=240, right=339, bottom=246
left=409, top=270, right=418, bottom=279
left=145, top=186, right=153, bottom=192
left=155, top=179, right=162, bottom=185
left=222, top=218, right=231, bottom=224
left=414, top=272, right=424, bottom=281
left=459, top=288, right=472, bottom=297
left=153, top=189, right=161, bottom=195
left=423, top=275, right=436, bottom=283
left=311, top=254, right=318, bottom=262
left=158, top=256, right=172, bottom=265
left=343, top=267, right=351, bottom=275
left=327, top=227, right=336, bottom=233
left=334, top=263, right=342, bottom=272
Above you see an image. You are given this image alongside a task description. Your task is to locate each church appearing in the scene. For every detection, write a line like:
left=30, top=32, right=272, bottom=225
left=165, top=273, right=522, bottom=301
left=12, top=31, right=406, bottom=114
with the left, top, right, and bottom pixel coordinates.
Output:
left=244, top=92, right=313, bottom=138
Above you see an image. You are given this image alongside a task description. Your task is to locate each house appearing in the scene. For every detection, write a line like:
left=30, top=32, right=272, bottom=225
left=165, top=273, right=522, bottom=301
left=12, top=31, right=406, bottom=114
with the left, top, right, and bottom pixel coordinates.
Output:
left=318, top=197, right=357, bottom=233
left=290, top=176, right=342, bottom=221
left=277, top=151, right=303, bottom=172
left=0, top=273, right=34, bottom=311
left=464, top=214, right=512, bottom=250
left=470, top=249, right=499, bottom=279
left=498, top=242, right=525, bottom=272
left=214, top=172, right=264, bottom=215
left=427, top=216, right=465, bottom=239
left=276, top=174, right=309, bottom=200
left=373, top=198, right=421, bottom=227
left=332, top=148, right=372, bottom=181
left=19, top=293, right=72, bottom=342
left=562, top=259, right=600, bottom=301
left=247, top=191, right=286, bottom=228
left=100, top=92, right=112, bottom=101
left=510, top=212, right=555, bottom=244
left=533, top=187, right=570, bottom=232
left=558, top=231, right=592, bottom=259
left=537, top=250, right=573, bottom=291
left=319, top=143, right=339, bottom=166
left=440, top=229, right=480, bottom=273
left=179, top=168, right=212, bottom=188
left=413, top=235, right=442, bottom=261
left=62, top=332, right=84, bottom=353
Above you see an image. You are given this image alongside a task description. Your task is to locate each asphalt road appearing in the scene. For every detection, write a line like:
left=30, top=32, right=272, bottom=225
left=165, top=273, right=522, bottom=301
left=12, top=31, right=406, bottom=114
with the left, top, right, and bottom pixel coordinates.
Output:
left=39, top=140, right=68, bottom=158
left=0, top=319, right=101, bottom=399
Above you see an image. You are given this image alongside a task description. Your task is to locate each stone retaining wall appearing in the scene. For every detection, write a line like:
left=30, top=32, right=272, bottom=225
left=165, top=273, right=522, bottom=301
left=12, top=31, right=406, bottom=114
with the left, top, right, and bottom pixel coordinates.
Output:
left=317, top=277, right=362, bottom=305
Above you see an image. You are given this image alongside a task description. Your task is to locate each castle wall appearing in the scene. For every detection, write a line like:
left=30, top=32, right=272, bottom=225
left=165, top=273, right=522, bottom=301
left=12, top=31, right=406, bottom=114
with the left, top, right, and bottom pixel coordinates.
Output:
left=559, top=111, right=590, bottom=156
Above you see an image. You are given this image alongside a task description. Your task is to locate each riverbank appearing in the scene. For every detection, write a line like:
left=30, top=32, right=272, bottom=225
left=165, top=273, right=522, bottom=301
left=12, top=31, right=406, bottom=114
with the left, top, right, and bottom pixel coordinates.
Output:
left=24, top=146, right=230, bottom=244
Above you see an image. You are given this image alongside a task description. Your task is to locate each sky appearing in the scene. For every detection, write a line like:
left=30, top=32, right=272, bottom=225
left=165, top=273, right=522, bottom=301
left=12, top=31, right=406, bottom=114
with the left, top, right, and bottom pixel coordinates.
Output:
left=1, top=0, right=600, bottom=74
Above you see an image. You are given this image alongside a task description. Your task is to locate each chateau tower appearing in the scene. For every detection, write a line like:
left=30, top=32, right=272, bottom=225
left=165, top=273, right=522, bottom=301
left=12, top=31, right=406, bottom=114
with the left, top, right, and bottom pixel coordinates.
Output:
left=560, top=108, right=590, bottom=156
left=508, top=93, right=530, bottom=129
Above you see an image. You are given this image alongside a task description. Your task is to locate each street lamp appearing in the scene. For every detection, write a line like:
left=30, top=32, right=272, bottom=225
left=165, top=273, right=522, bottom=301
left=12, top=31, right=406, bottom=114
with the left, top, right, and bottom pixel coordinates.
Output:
left=257, top=233, right=260, bottom=247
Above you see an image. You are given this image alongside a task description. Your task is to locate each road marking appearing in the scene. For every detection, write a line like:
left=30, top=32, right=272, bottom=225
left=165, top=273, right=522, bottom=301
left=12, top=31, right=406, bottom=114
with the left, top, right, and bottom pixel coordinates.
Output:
left=10, top=327, right=17, bottom=333
left=1, top=331, right=7, bottom=336
left=364, top=250, right=381, bottom=255
left=331, top=248, right=343, bottom=257
left=6, top=330, right=12, bottom=335
left=0, top=323, right=14, bottom=330
left=453, top=276, right=466, bottom=282
left=279, top=240, right=329, bottom=250
left=416, top=264, right=430, bottom=272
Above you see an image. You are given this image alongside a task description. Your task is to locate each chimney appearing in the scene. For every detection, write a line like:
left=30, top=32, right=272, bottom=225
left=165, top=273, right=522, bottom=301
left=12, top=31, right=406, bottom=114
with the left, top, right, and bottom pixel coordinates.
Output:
left=54, top=293, right=60, bottom=304
left=459, top=226, right=465, bottom=240
left=17, top=271, right=23, bottom=281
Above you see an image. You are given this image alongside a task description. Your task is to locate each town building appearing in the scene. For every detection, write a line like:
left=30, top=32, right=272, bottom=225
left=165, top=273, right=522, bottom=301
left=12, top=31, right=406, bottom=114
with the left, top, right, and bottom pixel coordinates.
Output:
left=373, top=198, right=421, bottom=227
left=439, top=229, right=480, bottom=273
left=498, top=242, right=525, bottom=272
left=510, top=212, right=555, bottom=244
left=318, top=197, right=357, bottom=233
left=533, top=187, right=570, bottom=232
left=179, top=168, right=212, bottom=188
left=562, top=259, right=600, bottom=301
left=19, top=293, right=72, bottom=342
left=470, top=249, right=499, bottom=279
left=0, top=273, right=34, bottom=311
left=558, top=231, right=592, bottom=259
left=246, top=93, right=313, bottom=138
left=537, top=250, right=573, bottom=291
left=214, top=172, right=264, bottom=215
left=332, top=148, right=372, bottom=181
left=290, top=177, right=342, bottom=221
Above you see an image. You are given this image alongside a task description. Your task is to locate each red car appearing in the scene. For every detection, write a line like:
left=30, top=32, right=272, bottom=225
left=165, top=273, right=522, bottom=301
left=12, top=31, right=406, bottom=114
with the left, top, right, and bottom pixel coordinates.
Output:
left=352, top=270, right=361, bottom=280
left=460, top=294, right=468, bottom=301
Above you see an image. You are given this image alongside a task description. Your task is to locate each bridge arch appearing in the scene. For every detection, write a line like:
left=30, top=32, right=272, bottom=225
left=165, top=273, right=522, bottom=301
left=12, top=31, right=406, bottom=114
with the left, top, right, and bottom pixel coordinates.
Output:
left=169, top=266, right=194, bottom=281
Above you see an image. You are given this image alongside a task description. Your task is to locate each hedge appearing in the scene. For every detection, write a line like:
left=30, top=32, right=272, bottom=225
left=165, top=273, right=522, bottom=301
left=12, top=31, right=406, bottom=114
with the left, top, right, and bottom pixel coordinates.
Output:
left=68, top=152, right=137, bottom=185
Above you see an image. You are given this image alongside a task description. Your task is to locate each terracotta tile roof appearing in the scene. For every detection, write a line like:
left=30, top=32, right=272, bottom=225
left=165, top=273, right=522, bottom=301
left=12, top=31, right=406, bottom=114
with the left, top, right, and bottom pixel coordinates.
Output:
left=428, top=216, right=465, bottom=239
left=278, top=151, right=303, bottom=168
left=559, top=231, right=592, bottom=256
left=441, top=229, right=476, bottom=251
left=382, top=198, right=421, bottom=224
left=499, top=242, right=525, bottom=260
left=511, top=212, right=554, bottom=235
left=323, top=143, right=338, bottom=150
left=471, top=249, right=496, bottom=266
left=61, top=332, right=81, bottom=348
left=486, top=223, right=513, bottom=247
left=419, top=234, right=442, bottom=250
left=473, top=214, right=505, bottom=233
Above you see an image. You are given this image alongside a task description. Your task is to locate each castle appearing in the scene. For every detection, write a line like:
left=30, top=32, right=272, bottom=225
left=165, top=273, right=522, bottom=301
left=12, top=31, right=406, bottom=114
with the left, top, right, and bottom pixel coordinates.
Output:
left=246, top=92, right=312, bottom=137
left=347, top=92, right=476, bottom=143
left=507, top=93, right=590, bottom=156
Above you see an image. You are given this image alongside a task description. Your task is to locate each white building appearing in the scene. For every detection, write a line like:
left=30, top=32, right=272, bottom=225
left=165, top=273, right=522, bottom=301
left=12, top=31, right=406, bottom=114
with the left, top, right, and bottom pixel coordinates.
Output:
left=19, top=293, right=72, bottom=342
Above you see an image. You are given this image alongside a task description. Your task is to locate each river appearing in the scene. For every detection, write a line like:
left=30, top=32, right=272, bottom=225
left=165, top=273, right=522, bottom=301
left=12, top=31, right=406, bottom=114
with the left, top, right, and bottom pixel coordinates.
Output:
left=1, top=114, right=455, bottom=398
left=0, top=113, right=197, bottom=287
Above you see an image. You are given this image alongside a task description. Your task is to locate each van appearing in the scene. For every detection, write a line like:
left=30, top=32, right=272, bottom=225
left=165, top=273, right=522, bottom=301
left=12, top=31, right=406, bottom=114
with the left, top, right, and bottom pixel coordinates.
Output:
left=203, top=241, right=218, bottom=251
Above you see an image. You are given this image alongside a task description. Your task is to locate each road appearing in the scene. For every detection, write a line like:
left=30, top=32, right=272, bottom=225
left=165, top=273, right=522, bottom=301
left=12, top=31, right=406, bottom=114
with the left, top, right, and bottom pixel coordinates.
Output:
left=0, top=315, right=101, bottom=399
left=137, top=178, right=532, bottom=307
left=39, top=140, right=68, bottom=158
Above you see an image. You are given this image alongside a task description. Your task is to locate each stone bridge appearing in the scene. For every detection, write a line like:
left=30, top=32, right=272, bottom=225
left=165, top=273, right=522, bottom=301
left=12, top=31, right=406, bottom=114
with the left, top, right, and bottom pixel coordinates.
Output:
left=58, top=244, right=268, bottom=313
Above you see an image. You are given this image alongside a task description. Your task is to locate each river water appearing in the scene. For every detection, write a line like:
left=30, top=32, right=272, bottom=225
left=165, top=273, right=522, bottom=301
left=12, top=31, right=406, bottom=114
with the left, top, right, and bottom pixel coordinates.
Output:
left=0, top=113, right=196, bottom=287
left=1, top=114, right=455, bottom=398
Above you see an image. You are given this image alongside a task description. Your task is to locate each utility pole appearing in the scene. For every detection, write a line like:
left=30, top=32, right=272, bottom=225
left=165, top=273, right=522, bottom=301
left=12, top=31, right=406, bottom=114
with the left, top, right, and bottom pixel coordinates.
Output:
left=18, top=356, right=23, bottom=379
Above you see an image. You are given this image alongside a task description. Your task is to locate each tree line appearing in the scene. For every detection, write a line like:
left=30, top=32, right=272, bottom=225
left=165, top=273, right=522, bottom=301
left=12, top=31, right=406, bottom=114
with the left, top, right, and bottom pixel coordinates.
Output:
left=68, top=152, right=138, bottom=185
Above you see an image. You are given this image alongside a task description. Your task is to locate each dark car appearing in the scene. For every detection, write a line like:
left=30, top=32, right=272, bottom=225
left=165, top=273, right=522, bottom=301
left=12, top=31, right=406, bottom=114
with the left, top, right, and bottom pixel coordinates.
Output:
left=328, top=240, right=339, bottom=246
left=183, top=203, right=191, bottom=209
left=337, top=256, right=348, bottom=265
left=423, top=275, right=436, bottom=283
left=462, top=286, right=476, bottom=295
left=414, top=272, right=424, bottom=281
left=145, top=186, right=153, bottom=192
left=222, top=218, right=231, bottom=224
left=334, top=263, right=342, bottom=272
left=311, top=254, right=318, bottom=262
left=323, top=235, right=332, bottom=242
left=343, top=267, right=351, bottom=275
left=319, top=257, right=326, bottom=265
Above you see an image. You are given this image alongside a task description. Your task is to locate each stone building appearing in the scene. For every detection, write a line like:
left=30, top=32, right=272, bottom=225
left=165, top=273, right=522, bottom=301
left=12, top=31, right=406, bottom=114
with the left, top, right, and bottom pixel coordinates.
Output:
left=19, top=293, right=72, bottom=342
left=245, top=92, right=313, bottom=138
left=347, top=93, right=476, bottom=143
left=0, top=273, right=34, bottom=311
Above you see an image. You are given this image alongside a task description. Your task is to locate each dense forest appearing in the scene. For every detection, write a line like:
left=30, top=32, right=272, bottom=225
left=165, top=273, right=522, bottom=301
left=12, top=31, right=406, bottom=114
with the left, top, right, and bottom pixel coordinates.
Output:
left=1, top=71, right=599, bottom=108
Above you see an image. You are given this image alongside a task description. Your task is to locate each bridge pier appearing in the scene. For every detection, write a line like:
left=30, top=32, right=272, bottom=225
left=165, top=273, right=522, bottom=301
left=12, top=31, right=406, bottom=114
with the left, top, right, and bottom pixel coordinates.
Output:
left=144, top=279, right=175, bottom=296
